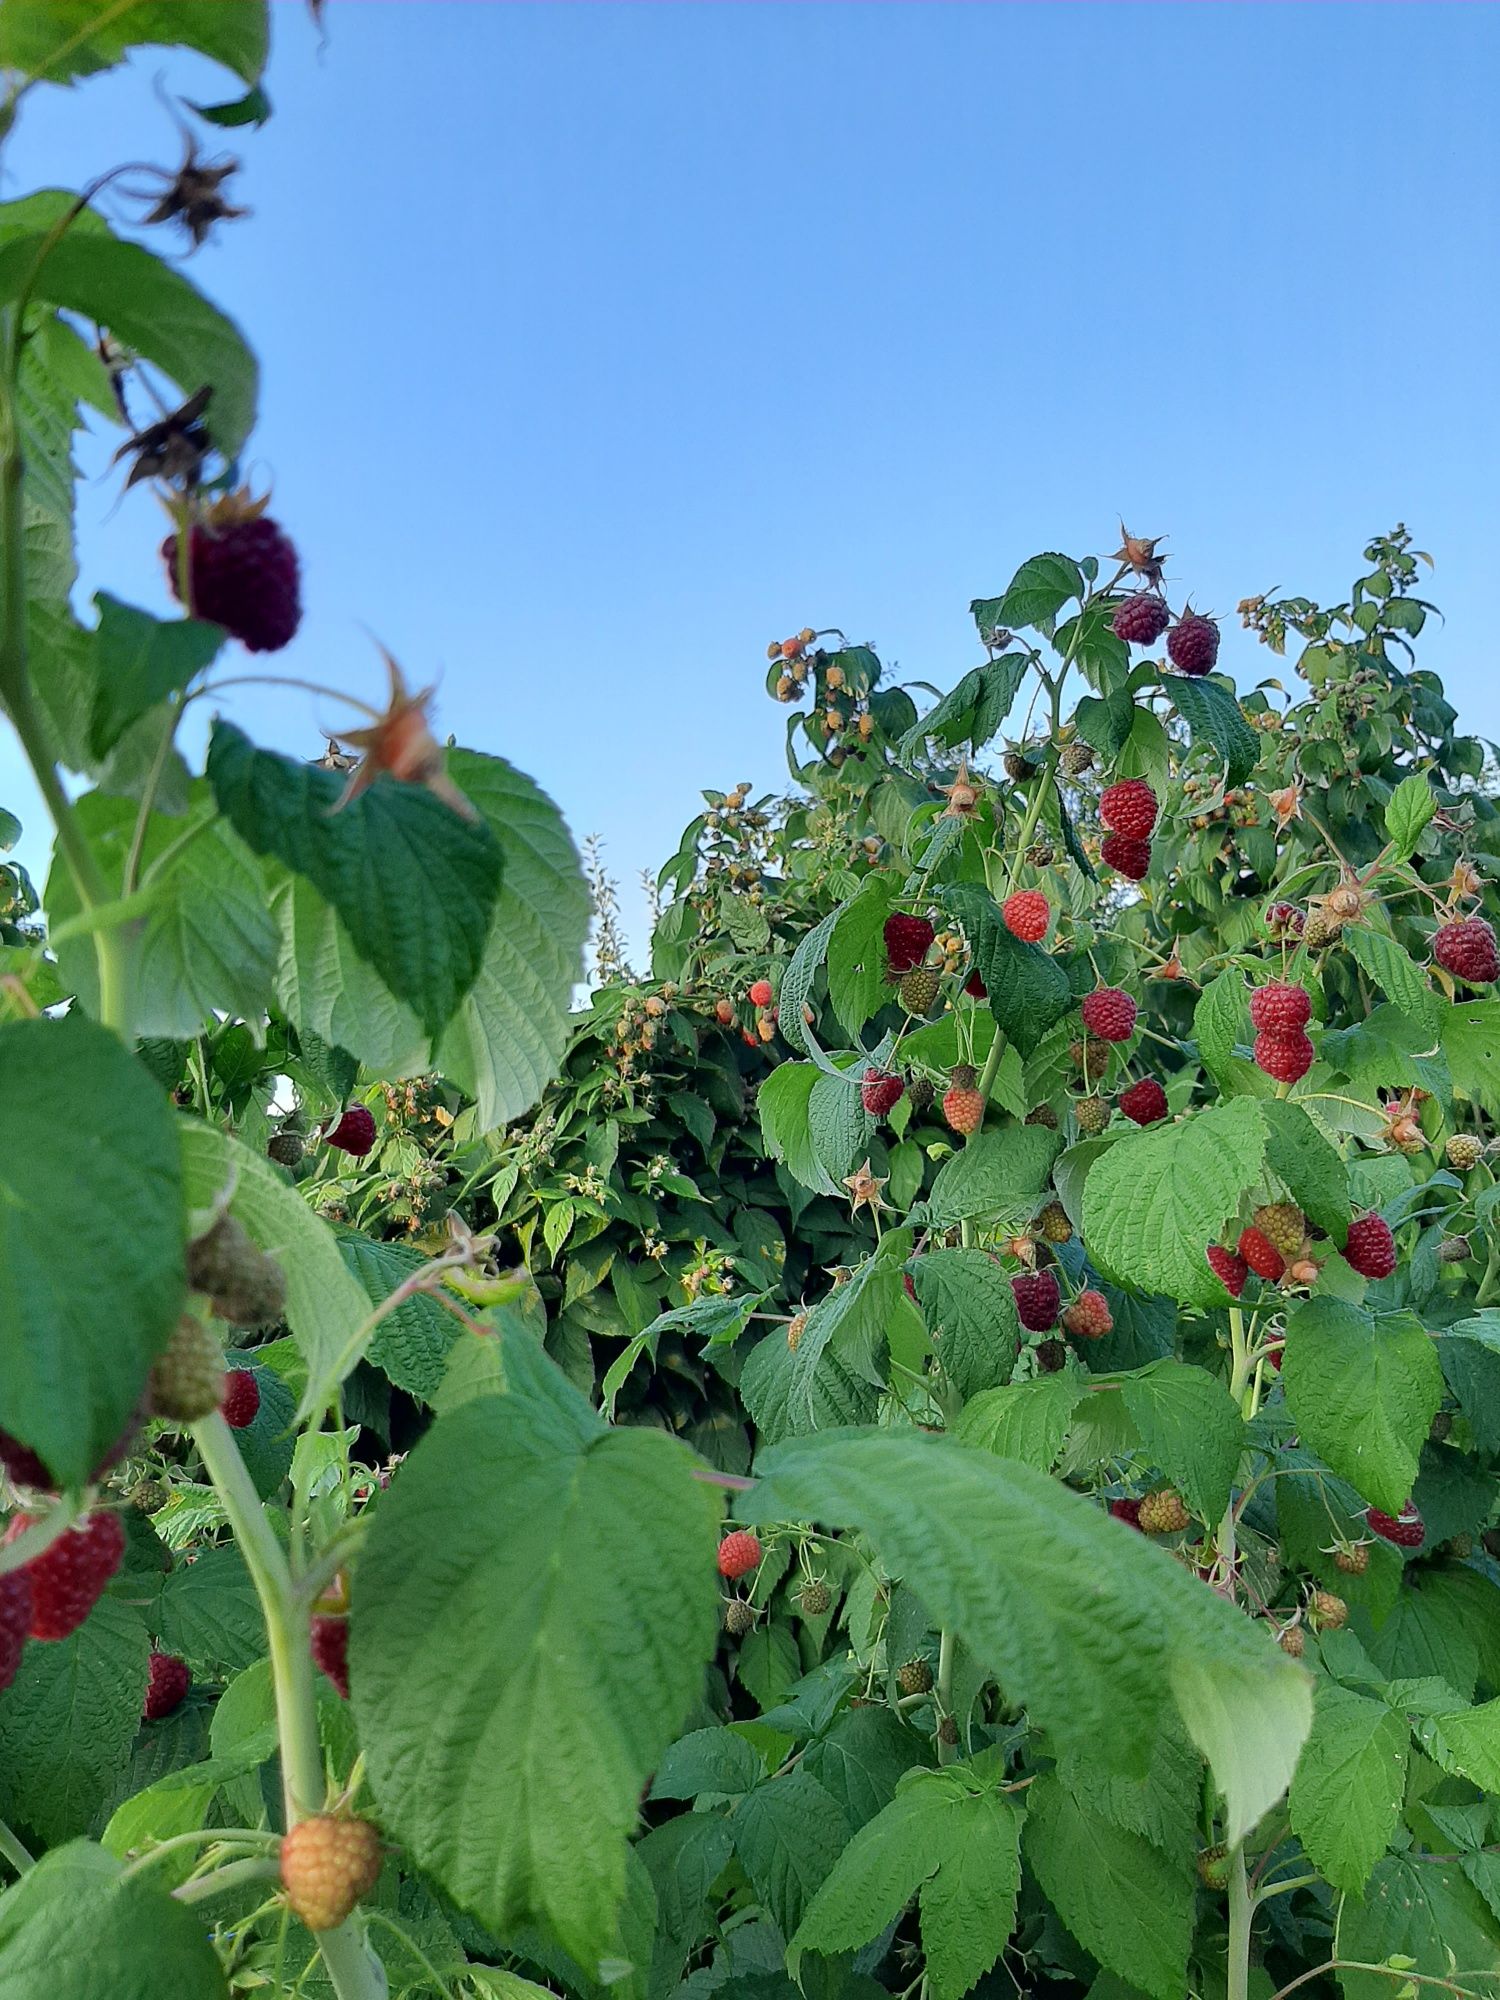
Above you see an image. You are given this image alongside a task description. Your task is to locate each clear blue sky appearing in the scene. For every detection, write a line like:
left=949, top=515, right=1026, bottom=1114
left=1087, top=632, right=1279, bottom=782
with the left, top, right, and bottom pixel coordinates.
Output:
left=4, top=1, right=1497, bottom=956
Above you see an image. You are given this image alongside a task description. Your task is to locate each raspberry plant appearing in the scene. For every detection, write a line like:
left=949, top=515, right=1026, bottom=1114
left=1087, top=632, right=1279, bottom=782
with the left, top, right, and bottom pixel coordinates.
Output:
left=2, top=13, right=1500, bottom=2000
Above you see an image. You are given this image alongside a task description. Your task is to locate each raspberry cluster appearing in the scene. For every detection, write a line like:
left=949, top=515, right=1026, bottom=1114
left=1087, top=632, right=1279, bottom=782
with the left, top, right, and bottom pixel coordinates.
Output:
left=1098, top=780, right=1158, bottom=882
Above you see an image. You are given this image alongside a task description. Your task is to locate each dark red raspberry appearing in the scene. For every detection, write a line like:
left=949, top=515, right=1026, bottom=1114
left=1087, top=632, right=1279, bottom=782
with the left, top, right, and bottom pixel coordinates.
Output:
left=1001, top=891, right=1050, bottom=943
left=0, top=1570, right=32, bottom=1692
left=860, top=1068, right=905, bottom=1117
left=1344, top=1212, right=1396, bottom=1280
left=144, top=1651, right=191, bottom=1720
left=1238, top=1226, right=1286, bottom=1283
left=311, top=1614, right=350, bottom=1697
left=1249, top=981, right=1312, bottom=1032
left=1063, top=1289, right=1113, bottom=1339
left=163, top=498, right=301, bottom=653
left=325, top=1105, right=377, bottom=1157
left=1265, top=901, right=1305, bottom=939
left=1433, top=918, right=1499, bottom=985
left=1118, top=1078, right=1168, bottom=1126
left=1254, top=1030, right=1314, bottom=1084
left=1206, top=1245, right=1249, bottom=1297
left=1366, top=1502, right=1423, bottom=1549
left=0, top=1432, right=54, bottom=1490
left=3, top=1510, right=125, bottom=1640
left=964, top=970, right=987, bottom=998
left=717, top=1530, right=762, bottom=1579
left=1099, top=779, right=1159, bottom=841
left=1100, top=833, right=1152, bottom=880
left=1081, top=988, right=1137, bottom=1042
left=1166, top=608, right=1220, bottom=676
left=1011, top=1270, right=1061, bottom=1331
left=221, top=1370, right=260, bottom=1429
left=1111, top=594, right=1171, bottom=648
left=883, top=912, right=935, bottom=976
left=1109, top=1496, right=1144, bottom=1530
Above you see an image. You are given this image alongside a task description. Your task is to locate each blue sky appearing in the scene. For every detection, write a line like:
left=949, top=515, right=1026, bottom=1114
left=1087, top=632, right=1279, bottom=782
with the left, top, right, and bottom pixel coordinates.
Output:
left=4, top=1, right=1497, bottom=954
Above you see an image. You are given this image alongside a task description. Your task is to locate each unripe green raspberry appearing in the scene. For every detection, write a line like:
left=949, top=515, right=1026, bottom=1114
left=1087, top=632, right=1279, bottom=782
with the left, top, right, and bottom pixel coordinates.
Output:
left=1036, top=1202, right=1073, bottom=1244
left=149, top=1315, right=226, bottom=1422
left=1252, top=1203, right=1306, bottom=1257
left=896, top=1657, right=933, bottom=1696
left=723, top=1599, right=756, bottom=1637
left=1197, top=1844, right=1230, bottom=1891
left=1059, top=740, right=1094, bottom=775
left=267, top=1130, right=304, bottom=1168
left=1446, top=1135, right=1483, bottom=1172
left=1308, top=1589, right=1347, bottom=1631
left=798, top=1580, right=831, bottom=1616
left=899, top=966, right=942, bottom=1016
left=1074, top=1094, right=1110, bottom=1136
left=1138, top=1489, right=1190, bottom=1535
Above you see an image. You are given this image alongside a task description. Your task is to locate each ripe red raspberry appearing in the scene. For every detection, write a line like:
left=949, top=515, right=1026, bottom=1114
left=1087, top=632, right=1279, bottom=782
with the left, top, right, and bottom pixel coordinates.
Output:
left=1111, top=593, right=1171, bottom=648
left=1100, top=833, right=1151, bottom=880
left=1366, top=1501, right=1424, bottom=1550
left=144, top=1651, right=191, bottom=1720
left=221, top=1370, right=261, bottom=1429
left=280, top=1815, right=382, bottom=1931
left=1249, top=981, right=1312, bottom=1032
left=1011, top=1270, right=1060, bottom=1331
left=325, top=1105, right=377, bottom=1158
left=1081, top=988, right=1137, bottom=1043
left=311, top=1614, right=350, bottom=1697
left=1433, top=917, right=1499, bottom=985
left=163, top=497, right=301, bottom=653
left=1206, top=1245, right=1249, bottom=1297
left=1099, top=779, right=1159, bottom=841
left=0, top=1432, right=54, bottom=1490
left=1109, top=1497, right=1144, bottom=1531
left=717, top=1530, right=762, bottom=1579
left=943, top=1065, right=984, bottom=1136
left=748, top=979, right=774, bottom=1008
left=1118, top=1078, right=1168, bottom=1126
left=1344, top=1212, right=1396, bottom=1280
left=1063, top=1289, right=1113, bottom=1339
left=1254, top=1030, right=1314, bottom=1084
left=860, top=1068, right=905, bottom=1117
left=1002, top=891, right=1050, bottom=943
left=0, top=1570, right=32, bottom=1693
left=964, top=969, right=987, bottom=999
left=4, top=1510, right=125, bottom=1640
left=1166, top=608, right=1220, bottom=676
left=883, top=912, right=935, bottom=976
left=1238, top=1226, right=1286, bottom=1283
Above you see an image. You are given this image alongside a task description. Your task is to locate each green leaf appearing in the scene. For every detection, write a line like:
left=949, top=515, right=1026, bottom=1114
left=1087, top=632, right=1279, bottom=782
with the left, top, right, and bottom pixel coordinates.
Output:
left=808, top=1070, right=875, bottom=1189
left=187, top=83, right=272, bottom=129
left=648, top=1728, right=763, bottom=1802
left=731, top=1769, right=851, bottom=1938
left=351, top=1381, right=721, bottom=1970
left=1055, top=1714, right=1201, bottom=1857
left=1288, top=1683, right=1407, bottom=1895
left=803, top=1707, right=926, bottom=1824
left=149, top=1544, right=264, bottom=1674
left=1074, top=687, right=1136, bottom=760
left=1023, top=1776, right=1193, bottom=2000
left=208, top=722, right=504, bottom=1044
left=773, top=1239, right=912, bottom=1436
left=954, top=1375, right=1085, bottom=1470
left=972, top=553, right=1083, bottom=635
left=1384, top=773, right=1438, bottom=862
left=1159, top=674, right=1258, bottom=787
left=1282, top=1299, right=1442, bottom=1512
left=745, top=1431, right=1312, bottom=1842
left=86, top=597, right=223, bottom=760
left=0, top=1596, right=149, bottom=1844
left=827, top=874, right=900, bottom=1036
left=776, top=907, right=840, bottom=1061
left=0, top=1016, right=183, bottom=1483
left=1342, top=925, right=1440, bottom=1034
left=1420, top=1697, right=1500, bottom=1793
left=924, top=1126, right=1061, bottom=1229
left=101, top=1757, right=254, bottom=1883
left=1444, top=999, right=1500, bottom=1119
left=1192, top=969, right=1248, bottom=1091
left=909, top=1251, right=1022, bottom=1399
left=791, top=1767, right=1021, bottom=2000
left=899, top=657, right=1027, bottom=760
left=1082, top=1099, right=1268, bottom=1308
left=1115, top=1361, right=1244, bottom=1524
left=1259, top=1098, right=1351, bottom=1239
left=938, top=883, right=1073, bottom=1057
left=759, top=1061, right=838, bottom=1198
left=0, top=1839, right=228, bottom=2000
left=740, top=1328, right=880, bottom=1448
left=338, top=1232, right=460, bottom=1401
left=1336, top=1854, right=1500, bottom=2000
left=0, top=0, right=267, bottom=84
left=1439, top=1317, right=1500, bottom=1451
left=0, top=201, right=257, bottom=455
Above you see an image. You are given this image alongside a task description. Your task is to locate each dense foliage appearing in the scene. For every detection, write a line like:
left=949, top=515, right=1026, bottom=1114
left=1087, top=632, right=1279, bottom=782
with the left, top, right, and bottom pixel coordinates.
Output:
left=1, top=11, right=1499, bottom=2000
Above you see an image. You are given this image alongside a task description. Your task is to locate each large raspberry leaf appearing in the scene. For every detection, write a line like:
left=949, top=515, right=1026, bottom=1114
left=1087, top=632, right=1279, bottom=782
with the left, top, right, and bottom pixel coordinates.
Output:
left=1336, top=1854, right=1500, bottom=2000
left=955, top=1376, right=1086, bottom=1472
left=0, top=1, right=267, bottom=87
left=0, top=1838, right=226, bottom=2000
left=352, top=1340, right=721, bottom=1971
left=1443, top=999, right=1500, bottom=1119
left=971, top=553, right=1083, bottom=638
left=790, top=1768, right=1022, bottom=2000
left=0, top=1016, right=184, bottom=1484
left=1157, top=672, right=1259, bottom=787
left=923, top=1126, right=1062, bottom=1231
left=1289, top=1684, right=1408, bottom=1897
left=1090, top=1359, right=1245, bottom=1525
left=826, top=872, right=901, bottom=1037
left=85, top=596, right=225, bottom=763
left=895, top=654, right=1027, bottom=761
left=1281, top=1299, right=1442, bottom=1514
left=745, top=1429, right=1312, bottom=1843
left=208, top=722, right=503, bottom=1046
left=1342, top=923, right=1442, bottom=1036
left=908, top=1250, right=1023, bottom=1400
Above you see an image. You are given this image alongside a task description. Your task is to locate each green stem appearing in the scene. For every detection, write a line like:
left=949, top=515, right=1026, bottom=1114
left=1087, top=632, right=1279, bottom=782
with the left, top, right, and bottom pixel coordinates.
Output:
left=121, top=1829, right=276, bottom=1879
left=935, top=1628, right=956, bottom=1766
left=1227, top=1845, right=1253, bottom=2000
left=173, top=1856, right=283, bottom=1906
left=0, top=1817, right=33, bottom=1875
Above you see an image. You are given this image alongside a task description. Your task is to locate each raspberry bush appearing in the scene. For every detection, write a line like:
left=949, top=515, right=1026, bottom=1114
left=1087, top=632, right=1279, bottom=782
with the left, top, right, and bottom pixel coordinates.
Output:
left=1, top=16, right=1499, bottom=2000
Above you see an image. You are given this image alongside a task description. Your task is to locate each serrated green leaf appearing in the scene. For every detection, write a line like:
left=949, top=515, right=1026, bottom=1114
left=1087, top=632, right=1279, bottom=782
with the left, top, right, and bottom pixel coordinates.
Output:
left=148, top=1544, right=264, bottom=1675
left=759, top=1061, right=838, bottom=1197
left=208, top=721, right=503, bottom=1044
left=973, top=553, right=1083, bottom=635
left=649, top=1728, right=763, bottom=1801
left=1192, top=969, right=1247, bottom=1091
left=809, top=1070, right=874, bottom=1188
left=0, top=1016, right=183, bottom=1483
left=1115, top=1360, right=1243, bottom=1524
left=746, top=1430, right=1311, bottom=1841
left=938, top=883, right=1072, bottom=1057
left=776, top=907, right=839, bottom=1061
left=1259, top=1097, right=1350, bottom=1239
left=1342, top=925, right=1440, bottom=1034
left=1336, top=1854, right=1500, bottom=2000
left=0, top=1839, right=228, bottom=2000
left=1288, top=1683, right=1407, bottom=1895
left=827, top=874, right=900, bottom=1036
left=955, top=1375, right=1085, bottom=1470
left=1384, top=773, right=1438, bottom=862
left=352, top=1378, right=721, bottom=1970
left=803, top=1708, right=926, bottom=1825
left=1023, top=1776, right=1193, bottom=2000
left=337, top=1232, right=460, bottom=1401
left=910, top=1250, right=1021, bottom=1399
left=1160, top=674, right=1258, bottom=787
left=1442, top=999, right=1500, bottom=1119
left=1282, top=1299, right=1442, bottom=1512
left=899, top=657, right=1027, bottom=760
left=732, top=1769, right=851, bottom=1938
left=1082, top=1099, right=1267, bottom=1308
left=101, top=1755, right=258, bottom=1883
left=1420, top=1698, right=1500, bottom=1793
left=1074, top=687, right=1136, bottom=759
left=924, top=1126, right=1061, bottom=1229
left=0, top=0, right=267, bottom=85
left=86, top=597, right=223, bottom=760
